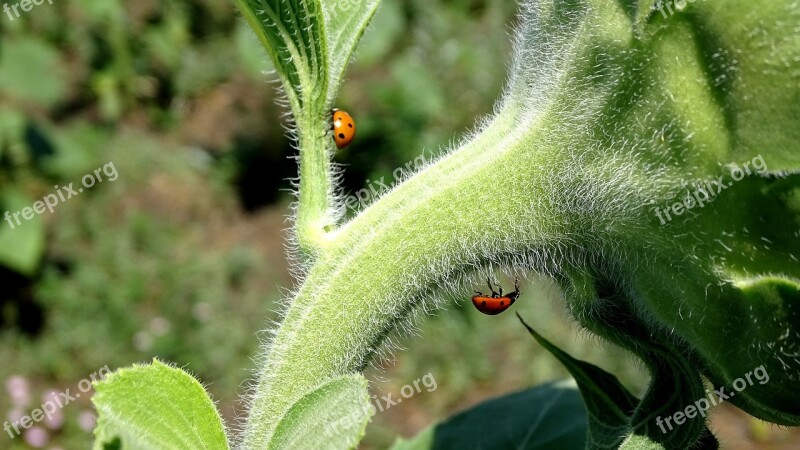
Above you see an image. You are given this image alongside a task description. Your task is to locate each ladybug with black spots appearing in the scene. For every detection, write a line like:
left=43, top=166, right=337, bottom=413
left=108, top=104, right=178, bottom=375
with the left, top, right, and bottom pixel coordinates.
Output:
left=471, top=278, right=521, bottom=315
left=331, top=108, right=356, bottom=149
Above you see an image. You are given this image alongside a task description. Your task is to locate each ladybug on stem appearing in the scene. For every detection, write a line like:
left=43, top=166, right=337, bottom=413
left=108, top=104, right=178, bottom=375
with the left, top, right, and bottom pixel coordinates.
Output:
left=331, top=108, right=356, bottom=149
left=471, top=278, right=521, bottom=315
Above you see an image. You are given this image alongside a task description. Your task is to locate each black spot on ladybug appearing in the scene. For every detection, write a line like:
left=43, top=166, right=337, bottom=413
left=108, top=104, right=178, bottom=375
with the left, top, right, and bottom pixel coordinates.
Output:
left=348, top=123, right=353, bottom=128
left=338, top=133, right=345, bottom=139
left=500, top=301, right=505, bottom=306
left=481, top=301, right=487, bottom=307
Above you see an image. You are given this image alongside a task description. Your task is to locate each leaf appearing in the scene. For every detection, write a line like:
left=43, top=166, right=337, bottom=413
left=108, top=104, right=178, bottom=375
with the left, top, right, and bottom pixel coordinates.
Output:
left=551, top=275, right=721, bottom=449
left=687, top=0, right=800, bottom=171
left=46, top=121, right=114, bottom=179
left=234, top=0, right=381, bottom=109
left=390, top=380, right=588, bottom=450
left=233, top=0, right=328, bottom=110
left=92, top=359, right=229, bottom=450
left=629, top=173, right=800, bottom=426
left=320, top=0, right=381, bottom=104
left=268, top=374, right=372, bottom=450
left=0, top=190, right=45, bottom=276
left=517, top=314, right=639, bottom=448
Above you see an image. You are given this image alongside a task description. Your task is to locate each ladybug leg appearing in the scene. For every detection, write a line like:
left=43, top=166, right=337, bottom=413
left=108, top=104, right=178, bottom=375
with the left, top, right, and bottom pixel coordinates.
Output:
left=324, top=108, right=339, bottom=120
left=486, top=278, right=499, bottom=297
left=474, top=291, right=484, bottom=296
left=322, top=109, right=336, bottom=137
left=499, top=285, right=504, bottom=296
left=508, top=279, right=521, bottom=301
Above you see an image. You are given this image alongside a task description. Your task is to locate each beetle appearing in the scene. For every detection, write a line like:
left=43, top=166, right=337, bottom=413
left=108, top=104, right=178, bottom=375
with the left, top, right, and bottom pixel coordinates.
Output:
left=331, top=108, right=356, bottom=149
left=471, top=278, right=521, bottom=315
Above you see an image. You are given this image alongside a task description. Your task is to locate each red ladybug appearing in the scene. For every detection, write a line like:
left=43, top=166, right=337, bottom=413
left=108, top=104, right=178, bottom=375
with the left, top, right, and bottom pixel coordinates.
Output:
left=471, top=278, right=521, bottom=315
left=331, top=108, right=356, bottom=149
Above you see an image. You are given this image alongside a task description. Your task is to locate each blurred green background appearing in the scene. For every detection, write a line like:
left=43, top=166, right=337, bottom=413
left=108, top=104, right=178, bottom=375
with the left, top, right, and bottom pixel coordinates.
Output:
left=0, top=1, right=795, bottom=449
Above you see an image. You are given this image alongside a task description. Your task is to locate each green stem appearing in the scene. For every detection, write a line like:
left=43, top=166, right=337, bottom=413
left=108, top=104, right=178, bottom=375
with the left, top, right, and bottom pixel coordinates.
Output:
left=294, top=109, right=337, bottom=258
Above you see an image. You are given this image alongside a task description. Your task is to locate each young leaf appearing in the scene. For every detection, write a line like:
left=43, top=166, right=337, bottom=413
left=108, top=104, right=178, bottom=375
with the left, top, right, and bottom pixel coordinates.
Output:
left=390, top=380, right=588, bottom=450
left=92, top=360, right=229, bottom=450
left=233, top=0, right=328, bottom=110
left=321, top=0, right=381, bottom=104
left=267, top=374, right=372, bottom=450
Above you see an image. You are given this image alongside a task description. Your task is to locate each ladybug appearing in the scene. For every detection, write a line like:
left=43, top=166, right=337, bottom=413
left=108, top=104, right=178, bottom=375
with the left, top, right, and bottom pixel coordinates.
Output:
left=331, top=108, right=356, bottom=149
left=471, top=278, right=521, bottom=315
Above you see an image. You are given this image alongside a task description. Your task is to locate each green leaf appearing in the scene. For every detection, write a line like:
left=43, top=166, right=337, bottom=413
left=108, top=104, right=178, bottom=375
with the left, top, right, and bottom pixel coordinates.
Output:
left=687, top=0, right=800, bottom=171
left=0, top=190, right=45, bottom=276
left=268, top=374, right=372, bottom=450
left=234, top=0, right=381, bottom=109
left=390, top=380, right=588, bottom=450
left=46, top=121, right=114, bottom=179
left=92, top=359, right=229, bottom=450
left=552, top=277, right=720, bottom=449
left=233, top=0, right=328, bottom=110
left=320, top=0, right=381, bottom=104
left=626, top=173, right=800, bottom=426
left=517, top=314, right=639, bottom=448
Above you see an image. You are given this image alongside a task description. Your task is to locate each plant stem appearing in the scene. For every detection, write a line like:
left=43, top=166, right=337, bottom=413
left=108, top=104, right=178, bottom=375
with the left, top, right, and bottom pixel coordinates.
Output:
left=294, top=109, right=336, bottom=258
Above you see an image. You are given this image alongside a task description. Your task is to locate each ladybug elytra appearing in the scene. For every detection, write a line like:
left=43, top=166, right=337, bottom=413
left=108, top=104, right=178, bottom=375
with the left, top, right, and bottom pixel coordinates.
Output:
left=331, top=108, right=356, bottom=149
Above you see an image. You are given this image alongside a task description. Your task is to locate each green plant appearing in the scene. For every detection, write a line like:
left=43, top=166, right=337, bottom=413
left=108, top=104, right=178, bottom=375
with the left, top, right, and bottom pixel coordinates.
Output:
left=91, top=0, right=800, bottom=449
